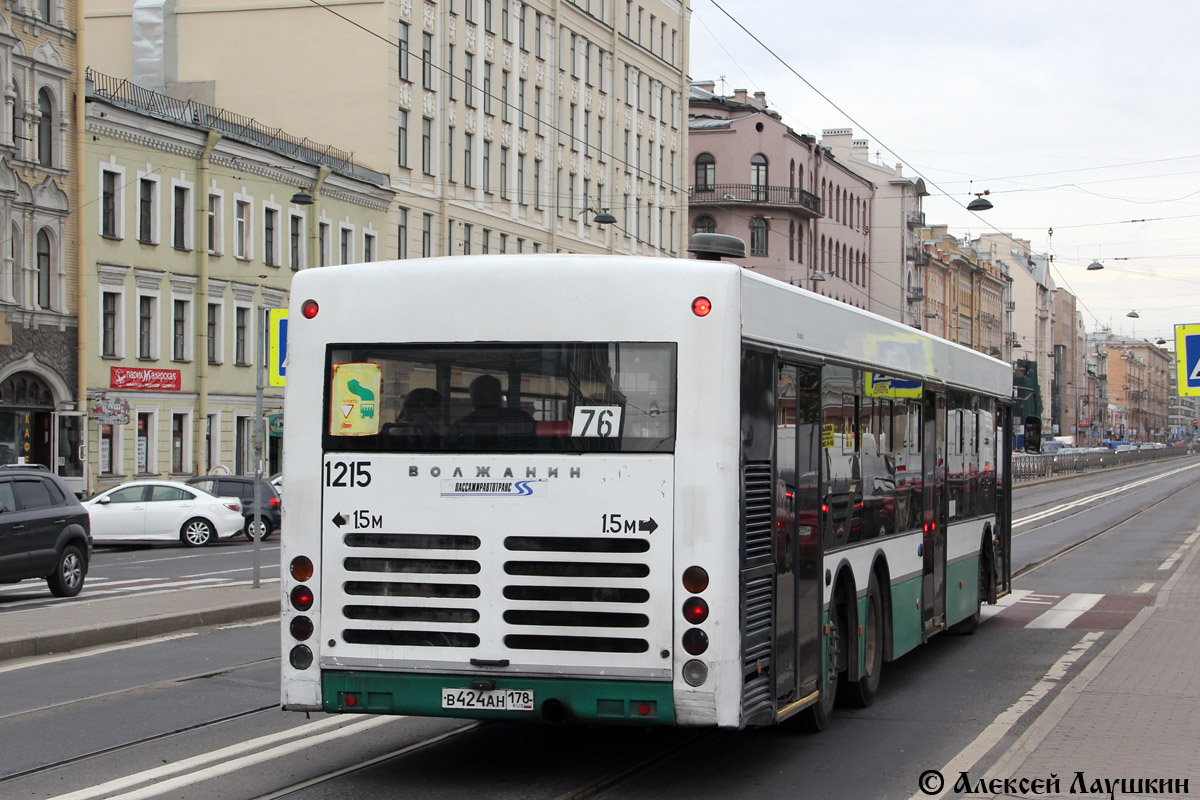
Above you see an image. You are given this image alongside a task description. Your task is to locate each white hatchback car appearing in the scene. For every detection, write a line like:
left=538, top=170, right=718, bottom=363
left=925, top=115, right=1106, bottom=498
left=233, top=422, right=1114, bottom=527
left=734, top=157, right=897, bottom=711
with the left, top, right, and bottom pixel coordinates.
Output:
left=83, top=480, right=244, bottom=547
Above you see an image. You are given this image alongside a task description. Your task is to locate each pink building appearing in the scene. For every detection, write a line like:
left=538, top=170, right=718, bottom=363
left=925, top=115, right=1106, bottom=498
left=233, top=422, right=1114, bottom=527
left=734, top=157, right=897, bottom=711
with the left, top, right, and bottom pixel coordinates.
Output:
left=688, top=83, right=873, bottom=309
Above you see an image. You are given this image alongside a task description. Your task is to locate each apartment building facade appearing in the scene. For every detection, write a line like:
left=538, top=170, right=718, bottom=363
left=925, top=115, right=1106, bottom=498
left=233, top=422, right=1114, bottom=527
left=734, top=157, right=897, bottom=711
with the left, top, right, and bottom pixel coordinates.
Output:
left=0, top=1, right=82, bottom=490
left=687, top=84, right=872, bottom=308
left=84, top=73, right=392, bottom=495
left=84, top=0, right=690, bottom=259
left=820, top=129, right=927, bottom=326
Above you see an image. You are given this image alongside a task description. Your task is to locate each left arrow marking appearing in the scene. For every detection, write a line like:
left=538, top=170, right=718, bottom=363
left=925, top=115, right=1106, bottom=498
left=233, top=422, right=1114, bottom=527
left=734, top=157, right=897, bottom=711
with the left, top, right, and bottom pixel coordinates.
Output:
left=332, top=513, right=347, bottom=528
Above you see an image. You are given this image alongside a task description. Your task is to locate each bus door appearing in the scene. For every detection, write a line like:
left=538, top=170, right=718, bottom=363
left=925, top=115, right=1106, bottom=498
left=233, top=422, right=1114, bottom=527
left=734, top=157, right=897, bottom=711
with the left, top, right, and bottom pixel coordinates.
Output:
left=774, top=363, right=822, bottom=705
left=921, top=389, right=947, bottom=636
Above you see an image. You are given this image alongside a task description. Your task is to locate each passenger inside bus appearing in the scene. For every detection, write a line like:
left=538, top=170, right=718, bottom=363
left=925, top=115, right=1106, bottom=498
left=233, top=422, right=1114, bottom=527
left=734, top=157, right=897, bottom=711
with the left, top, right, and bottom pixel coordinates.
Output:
left=382, top=387, right=445, bottom=447
left=447, top=374, right=536, bottom=448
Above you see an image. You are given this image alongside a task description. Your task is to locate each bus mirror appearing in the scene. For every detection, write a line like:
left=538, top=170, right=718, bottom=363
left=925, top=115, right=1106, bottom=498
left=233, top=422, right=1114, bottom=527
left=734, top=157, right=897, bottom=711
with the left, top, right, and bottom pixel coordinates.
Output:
left=1023, top=416, right=1042, bottom=454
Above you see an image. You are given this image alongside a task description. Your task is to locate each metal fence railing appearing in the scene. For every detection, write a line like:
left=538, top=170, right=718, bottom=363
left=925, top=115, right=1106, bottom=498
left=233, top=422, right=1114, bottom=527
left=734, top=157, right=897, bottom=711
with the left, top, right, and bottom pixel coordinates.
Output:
left=1013, top=447, right=1190, bottom=482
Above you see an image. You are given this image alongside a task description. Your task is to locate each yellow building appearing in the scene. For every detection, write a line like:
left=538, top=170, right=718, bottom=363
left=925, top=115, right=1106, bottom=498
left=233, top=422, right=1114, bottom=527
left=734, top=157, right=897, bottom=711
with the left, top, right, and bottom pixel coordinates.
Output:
left=84, top=71, right=393, bottom=494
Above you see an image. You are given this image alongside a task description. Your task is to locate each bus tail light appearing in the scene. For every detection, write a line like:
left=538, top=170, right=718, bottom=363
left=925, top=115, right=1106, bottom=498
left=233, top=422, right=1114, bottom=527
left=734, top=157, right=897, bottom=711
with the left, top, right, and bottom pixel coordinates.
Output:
left=290, top=585, right=314, bottom=611
left=682, top=566, right=709, bottom=593
left=302, top=299, right=319, bottom=319
left=683, top=659, right=709, bottom=687
left=682, top=597, right=709, bottom=625
left=692, top=296, right=712, bottom=317
left=682, top=628, right=709, bottom=656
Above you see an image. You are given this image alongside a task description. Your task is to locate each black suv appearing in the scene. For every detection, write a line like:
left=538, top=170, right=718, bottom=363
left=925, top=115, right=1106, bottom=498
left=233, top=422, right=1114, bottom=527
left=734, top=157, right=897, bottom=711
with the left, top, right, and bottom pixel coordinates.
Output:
left=0, top=469, right=92, bottom=597
left=186, top=476, right=281, bottom=540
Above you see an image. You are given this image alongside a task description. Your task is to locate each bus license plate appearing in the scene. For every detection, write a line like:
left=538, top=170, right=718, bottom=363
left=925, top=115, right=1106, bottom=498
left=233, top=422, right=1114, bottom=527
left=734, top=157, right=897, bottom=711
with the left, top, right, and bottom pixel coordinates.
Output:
left=441, top=688, right=535, bottom=711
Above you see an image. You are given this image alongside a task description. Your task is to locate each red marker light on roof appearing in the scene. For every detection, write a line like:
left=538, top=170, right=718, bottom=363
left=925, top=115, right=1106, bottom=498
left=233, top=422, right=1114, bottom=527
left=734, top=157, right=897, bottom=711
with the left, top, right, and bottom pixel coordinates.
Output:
left=301, top=299, right=319, bottom=319
left=692, top=296, right=712, bottom=317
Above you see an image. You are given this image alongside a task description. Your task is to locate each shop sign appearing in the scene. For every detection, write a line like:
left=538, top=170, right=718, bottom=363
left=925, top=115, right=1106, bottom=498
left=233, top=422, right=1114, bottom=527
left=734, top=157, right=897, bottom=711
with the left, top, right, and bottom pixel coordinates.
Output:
left=110, top=367, right=182, bottom=391
left=91, top=396, right=131, bottom=425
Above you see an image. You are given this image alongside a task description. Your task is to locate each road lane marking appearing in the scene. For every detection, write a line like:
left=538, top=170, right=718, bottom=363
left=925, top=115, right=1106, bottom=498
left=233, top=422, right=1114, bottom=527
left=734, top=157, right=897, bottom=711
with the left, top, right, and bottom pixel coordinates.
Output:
left=908, top=631, right=1103, bottom=800
left=1026, top=592, right=1104, bottom=628
left=43, top=715, right=394, bottom=800
left=0, top=578, right=280, bottom=613
left=1013, top=462, right=1200, bottom=530
left=1135, top=582, right=1155, bottom=594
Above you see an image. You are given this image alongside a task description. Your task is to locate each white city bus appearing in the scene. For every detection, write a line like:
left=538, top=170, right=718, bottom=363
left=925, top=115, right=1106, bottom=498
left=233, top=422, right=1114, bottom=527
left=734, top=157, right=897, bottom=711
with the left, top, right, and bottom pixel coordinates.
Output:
left=280, top=249, right=1018, bottom=730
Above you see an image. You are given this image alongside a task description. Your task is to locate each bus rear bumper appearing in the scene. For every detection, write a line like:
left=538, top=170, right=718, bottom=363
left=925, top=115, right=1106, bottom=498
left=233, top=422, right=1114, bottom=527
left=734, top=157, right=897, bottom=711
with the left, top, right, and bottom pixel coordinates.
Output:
left=321, top=670, right=676, bottom=725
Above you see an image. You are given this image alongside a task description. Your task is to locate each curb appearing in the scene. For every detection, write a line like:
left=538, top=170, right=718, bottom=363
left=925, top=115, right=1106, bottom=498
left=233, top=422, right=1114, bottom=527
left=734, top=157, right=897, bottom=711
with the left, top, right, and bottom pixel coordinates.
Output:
left=0, top=599, right=280, bottom=663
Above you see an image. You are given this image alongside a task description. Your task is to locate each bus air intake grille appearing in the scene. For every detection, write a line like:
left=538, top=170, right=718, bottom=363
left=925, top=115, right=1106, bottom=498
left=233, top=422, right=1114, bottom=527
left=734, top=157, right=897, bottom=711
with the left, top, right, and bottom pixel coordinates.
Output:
left=504, top=536, right=649, bottom=553
left=743, top=462, right=773, bottom=569
left=503, top=634, right=649, bottom=653
left=502, top=586, right=649, bottom=603
left=343, top=630, right=480, bottom=647
left=742, top=574, right=773, bottom=668
left=344, top=581, right=481, bottom=598
left=344, top=533, right=482, bottom=550
left=344, top=557, right=481, bottom=574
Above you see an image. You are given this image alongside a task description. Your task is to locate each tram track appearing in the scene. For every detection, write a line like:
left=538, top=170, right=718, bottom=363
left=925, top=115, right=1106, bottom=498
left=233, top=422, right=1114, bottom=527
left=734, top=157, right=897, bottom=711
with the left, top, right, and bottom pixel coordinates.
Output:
left=0, top=656, right=279, bottom=785
left=0, top=703, right=278, bottom=784
left=1013, top=474, right=1195, bottom=580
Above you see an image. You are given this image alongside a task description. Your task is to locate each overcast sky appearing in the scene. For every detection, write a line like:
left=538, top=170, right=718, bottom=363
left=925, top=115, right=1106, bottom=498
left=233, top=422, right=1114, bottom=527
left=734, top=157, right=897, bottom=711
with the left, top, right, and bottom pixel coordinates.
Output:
left=688, top=0, right=1199, bottom=346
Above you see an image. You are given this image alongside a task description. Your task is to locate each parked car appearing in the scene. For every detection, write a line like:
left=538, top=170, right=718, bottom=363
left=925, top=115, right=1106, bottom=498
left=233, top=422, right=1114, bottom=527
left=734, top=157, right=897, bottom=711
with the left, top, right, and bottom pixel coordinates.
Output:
left=82, top=480, right=244, bottom=547
left=186, top=475, right=281, bottom=540
left=270, top=474, right=283, bottom=498
left=0, top=468, right=92, bottom=597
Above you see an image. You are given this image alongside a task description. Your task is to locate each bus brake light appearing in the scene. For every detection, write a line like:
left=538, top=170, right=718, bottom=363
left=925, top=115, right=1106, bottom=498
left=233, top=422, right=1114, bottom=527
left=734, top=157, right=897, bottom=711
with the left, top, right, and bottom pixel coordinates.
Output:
left=302, top=299, right=319, bottom=319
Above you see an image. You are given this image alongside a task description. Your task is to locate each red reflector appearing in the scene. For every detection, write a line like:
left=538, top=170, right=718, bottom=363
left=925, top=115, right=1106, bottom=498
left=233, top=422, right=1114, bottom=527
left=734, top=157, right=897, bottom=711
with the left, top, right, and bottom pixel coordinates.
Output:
left=682, top=597, right=709, bottom=625
left=637, top=703, right=651, bottom=715
left=692, top=296, right=712, bottom=316
left=345, top=693, right=358, bottom=707
left=301, top=299, right=319, bottom=319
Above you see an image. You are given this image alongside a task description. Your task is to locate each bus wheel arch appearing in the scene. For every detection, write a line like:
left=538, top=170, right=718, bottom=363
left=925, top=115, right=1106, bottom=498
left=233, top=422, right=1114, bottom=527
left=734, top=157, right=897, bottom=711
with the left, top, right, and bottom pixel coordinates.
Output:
left=843, top=564, right=886, bottom=708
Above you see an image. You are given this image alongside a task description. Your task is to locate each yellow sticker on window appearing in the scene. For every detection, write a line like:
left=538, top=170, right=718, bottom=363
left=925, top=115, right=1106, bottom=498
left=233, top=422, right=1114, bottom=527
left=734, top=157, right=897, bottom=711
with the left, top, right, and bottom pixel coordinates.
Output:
left=330, top=363, right=383, bottom=436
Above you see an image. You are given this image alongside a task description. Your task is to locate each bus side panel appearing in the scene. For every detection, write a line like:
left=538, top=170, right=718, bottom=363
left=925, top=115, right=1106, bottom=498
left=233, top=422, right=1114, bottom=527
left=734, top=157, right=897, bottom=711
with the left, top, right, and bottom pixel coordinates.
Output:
left=945, top=519, right=989, bottom=627
left=889, top=574, right=924, bottom=658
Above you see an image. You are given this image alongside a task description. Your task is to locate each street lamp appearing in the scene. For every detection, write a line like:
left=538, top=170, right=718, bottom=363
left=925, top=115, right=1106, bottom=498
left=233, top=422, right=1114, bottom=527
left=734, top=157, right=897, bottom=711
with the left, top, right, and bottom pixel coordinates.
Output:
left=809, top=271, right=826, bottom=291
left=967, top=190, right=993, bottom=211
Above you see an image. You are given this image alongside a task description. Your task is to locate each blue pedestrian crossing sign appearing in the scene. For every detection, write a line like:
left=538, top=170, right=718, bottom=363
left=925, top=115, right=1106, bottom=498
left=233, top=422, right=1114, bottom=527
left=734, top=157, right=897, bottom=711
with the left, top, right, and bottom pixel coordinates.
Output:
left=268, top=309, right=288, bottom=387
left=1175, top=324, right=1200, bottom=397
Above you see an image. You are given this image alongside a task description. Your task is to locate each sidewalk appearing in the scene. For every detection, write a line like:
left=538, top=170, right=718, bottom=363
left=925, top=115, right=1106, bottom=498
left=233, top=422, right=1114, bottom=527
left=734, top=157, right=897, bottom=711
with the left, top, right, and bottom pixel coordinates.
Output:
left=0, top=583, right=279, bottom=662
left=963, top=527, right=1200, bottom=798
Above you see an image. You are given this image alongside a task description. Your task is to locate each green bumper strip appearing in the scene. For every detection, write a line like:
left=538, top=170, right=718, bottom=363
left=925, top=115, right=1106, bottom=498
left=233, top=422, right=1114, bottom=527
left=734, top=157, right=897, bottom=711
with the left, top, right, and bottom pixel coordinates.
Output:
left=322, top=670, right=676, bottom=725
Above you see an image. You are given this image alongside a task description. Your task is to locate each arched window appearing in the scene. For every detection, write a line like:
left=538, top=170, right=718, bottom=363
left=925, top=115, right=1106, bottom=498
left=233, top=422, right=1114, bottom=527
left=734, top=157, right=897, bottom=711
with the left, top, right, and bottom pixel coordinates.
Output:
left=789, top=159, right=795, bottom=199
left=694, top=215, right=716, bottom=235
left=36, top=229, right=51, bottom=310
left=819, top=234, right=825, bottom=272
left=796, top=223, right=803, bottom=263
left=788, top=220, right=795, bottom=260
left=11, top=81, right=22, bottom=152
left=835, top=187, right=841, bottom=222
left=695, top=153, right=715, bottom=190
left=37, top=89, right=54, bottom=167
left=750, top=154, right=768, bottom=201
left=750, top=216, right=768, bottom=256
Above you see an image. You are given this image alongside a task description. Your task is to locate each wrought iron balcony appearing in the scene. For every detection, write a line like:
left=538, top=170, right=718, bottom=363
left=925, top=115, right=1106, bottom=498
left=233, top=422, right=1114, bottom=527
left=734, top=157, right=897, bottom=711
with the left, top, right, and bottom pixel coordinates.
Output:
left=906, top=287, right=924, bottom=303
left=689, top=184, right=822, bottom=217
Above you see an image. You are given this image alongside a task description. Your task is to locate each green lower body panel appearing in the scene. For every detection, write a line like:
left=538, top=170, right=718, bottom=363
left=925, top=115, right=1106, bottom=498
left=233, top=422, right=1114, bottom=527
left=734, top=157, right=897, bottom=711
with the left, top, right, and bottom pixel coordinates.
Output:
left=890, top=575, right=923, bottom=658
left=946, top=555, right=981, bottom=626
left=322, top=670, right=676, bottom=725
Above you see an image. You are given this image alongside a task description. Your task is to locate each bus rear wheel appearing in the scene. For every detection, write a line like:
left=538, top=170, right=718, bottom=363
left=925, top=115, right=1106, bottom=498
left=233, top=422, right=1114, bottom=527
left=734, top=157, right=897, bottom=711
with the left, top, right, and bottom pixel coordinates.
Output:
left=799, top=594, right=844, bottom=732
left=843, top=578, right=884, bottom=707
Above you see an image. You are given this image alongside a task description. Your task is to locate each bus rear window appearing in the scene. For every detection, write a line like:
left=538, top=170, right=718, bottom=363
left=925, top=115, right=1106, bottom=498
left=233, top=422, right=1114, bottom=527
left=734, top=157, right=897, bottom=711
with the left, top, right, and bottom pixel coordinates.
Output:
left=323, top=343, right=676, bottom=454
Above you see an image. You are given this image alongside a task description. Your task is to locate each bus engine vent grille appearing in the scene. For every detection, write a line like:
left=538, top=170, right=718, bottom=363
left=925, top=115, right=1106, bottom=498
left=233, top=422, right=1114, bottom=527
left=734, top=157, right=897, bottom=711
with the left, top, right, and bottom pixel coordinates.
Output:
left=742, top=462, right=773, bottom=569
left=501, top=535, right=652, bottom=654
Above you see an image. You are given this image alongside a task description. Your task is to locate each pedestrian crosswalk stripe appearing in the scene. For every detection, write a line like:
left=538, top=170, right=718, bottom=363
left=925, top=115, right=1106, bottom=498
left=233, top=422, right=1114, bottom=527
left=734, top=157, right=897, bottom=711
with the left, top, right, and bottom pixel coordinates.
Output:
left=981, top=591, right=1151, bottom=630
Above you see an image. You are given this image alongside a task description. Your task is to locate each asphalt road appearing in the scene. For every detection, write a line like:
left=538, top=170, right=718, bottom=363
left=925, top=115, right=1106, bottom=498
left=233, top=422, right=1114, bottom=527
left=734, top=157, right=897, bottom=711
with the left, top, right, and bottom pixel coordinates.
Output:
left=1, top=457, right=1197, bottom=800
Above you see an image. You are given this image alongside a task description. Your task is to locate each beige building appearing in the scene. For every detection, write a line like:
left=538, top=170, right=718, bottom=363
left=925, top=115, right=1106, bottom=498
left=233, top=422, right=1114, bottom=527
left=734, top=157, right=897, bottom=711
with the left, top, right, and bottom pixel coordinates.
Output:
left=0, top=2, right=83, bottom=491
left=917, top=226, right=1005, bottom=358
left=84, top=0, right=690, bottom=259
left=84, top=71, right=392, bottom=495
